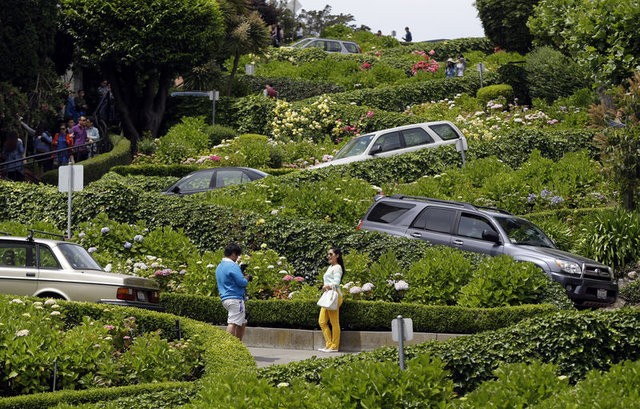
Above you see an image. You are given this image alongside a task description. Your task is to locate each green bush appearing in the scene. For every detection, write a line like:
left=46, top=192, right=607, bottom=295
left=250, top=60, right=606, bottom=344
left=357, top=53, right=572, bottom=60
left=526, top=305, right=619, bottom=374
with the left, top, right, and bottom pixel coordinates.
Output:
left=476, top=83, right=514, bottom=107
left=403, top=246, right=474, bottom=306
left=40, top=135, right=132, bottom=186
left=458, top=256, right=551, bottom=308
left=620, top=280, right=640, bottom=304
left=578, top=208, right=640, bottom=272
left=458, top=361, right=569, bottom=408
left=208, top=124, right=238, bottom=146
left=155, top=117, right=211, bottom=164
left=162, top=293, right=557, bottom=334
left=525, top=46, right=590, bottom=104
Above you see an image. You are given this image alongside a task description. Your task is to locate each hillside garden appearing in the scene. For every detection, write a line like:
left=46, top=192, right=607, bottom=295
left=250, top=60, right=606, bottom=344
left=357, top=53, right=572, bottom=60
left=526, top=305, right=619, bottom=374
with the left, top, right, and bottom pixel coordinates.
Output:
left=3, top=27, right=640, bottom=408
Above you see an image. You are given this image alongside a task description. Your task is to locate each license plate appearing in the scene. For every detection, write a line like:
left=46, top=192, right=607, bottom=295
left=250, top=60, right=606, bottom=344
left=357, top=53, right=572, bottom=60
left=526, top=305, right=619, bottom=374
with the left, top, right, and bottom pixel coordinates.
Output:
left=597, top=289, right=607, bottom=299
left=137, top=291, right=148, bottom=302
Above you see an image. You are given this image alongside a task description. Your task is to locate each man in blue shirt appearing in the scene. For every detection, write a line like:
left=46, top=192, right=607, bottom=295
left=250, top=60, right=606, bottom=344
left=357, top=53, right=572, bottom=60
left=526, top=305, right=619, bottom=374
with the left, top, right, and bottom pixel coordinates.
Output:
left=216, top=243, right=249, bottom=340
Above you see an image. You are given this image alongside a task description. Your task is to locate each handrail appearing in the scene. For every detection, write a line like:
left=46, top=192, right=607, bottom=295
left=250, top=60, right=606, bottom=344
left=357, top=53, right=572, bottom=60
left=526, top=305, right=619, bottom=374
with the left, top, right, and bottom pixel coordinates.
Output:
left=0, top=138, right=103, bottom=169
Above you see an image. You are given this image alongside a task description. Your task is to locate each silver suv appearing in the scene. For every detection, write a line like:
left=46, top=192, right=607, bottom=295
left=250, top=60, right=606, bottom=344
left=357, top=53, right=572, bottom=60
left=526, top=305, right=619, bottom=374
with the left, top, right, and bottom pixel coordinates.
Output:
left=0, top=232, right=163, bottom=310
left=358, top=195, right=618, bottom=307
left=290, top=37, right=361, bottom=53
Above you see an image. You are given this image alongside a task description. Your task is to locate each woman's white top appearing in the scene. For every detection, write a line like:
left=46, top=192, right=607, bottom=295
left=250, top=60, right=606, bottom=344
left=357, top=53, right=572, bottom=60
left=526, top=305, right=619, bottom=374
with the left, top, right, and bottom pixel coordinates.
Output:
left=323, top=264, right=343, bottom=294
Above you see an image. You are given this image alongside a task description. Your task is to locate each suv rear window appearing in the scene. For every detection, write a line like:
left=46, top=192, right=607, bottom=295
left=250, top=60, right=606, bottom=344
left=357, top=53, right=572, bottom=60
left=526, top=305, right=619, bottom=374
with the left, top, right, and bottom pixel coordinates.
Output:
left=367, top=202, right=415, bottom=224
left=411, top=207, right=456, bottom=233
left=343, top=42, right=360, bottom=53
left=428, top=123, right=460, bottom=141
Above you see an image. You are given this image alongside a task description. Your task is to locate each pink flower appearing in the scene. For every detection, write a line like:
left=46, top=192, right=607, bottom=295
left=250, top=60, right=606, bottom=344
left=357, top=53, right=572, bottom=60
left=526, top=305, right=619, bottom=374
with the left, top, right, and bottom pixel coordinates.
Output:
left=366, top=110, right=374, bottom=118
left=429, top=49, right=435, bottom=55
left=209, top=155, right=221, bottom=161
left=282, top=275, right=294, bottom=281
left=104, top=325, right=115, bottom=331
left=294, top=276, right=304, bottom=282
left=360, top=62, right=371, bottom=71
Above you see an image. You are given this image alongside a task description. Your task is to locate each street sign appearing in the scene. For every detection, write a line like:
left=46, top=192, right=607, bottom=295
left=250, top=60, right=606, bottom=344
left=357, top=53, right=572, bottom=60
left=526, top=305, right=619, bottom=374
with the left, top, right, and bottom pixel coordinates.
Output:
left=392, top=317, right=414, bottom=341
left=58, top=165, right=84, bottom=192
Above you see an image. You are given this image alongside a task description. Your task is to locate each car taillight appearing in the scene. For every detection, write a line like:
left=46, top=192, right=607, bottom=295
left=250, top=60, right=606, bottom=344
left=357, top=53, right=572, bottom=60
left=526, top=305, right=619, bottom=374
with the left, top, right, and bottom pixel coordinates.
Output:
left=356, top=219, right=363, bottom=230
left=117, top=287, right=136, bottom=301
left=149, top=291, right=160, bottom=303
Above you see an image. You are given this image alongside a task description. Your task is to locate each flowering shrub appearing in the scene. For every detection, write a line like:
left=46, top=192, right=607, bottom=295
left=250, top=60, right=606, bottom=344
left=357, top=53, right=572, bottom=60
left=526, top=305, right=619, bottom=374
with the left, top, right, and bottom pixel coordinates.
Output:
left=0, top=297, right=204, bottom=396
left=270, top=96, right=339, bottom=142
left=410, top=50, right=440, bottom=75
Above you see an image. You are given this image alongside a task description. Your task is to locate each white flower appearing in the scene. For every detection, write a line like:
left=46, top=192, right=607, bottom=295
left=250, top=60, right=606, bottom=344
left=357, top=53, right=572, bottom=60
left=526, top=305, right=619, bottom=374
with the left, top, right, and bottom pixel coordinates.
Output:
left=271, top=209, right=279, bottom=215
left=279, top=270, right=288, bottom=275
left=50, top=304, right=60, bottom=309
left=349, top=286, right=362, bottom=294
left=133, top=234, right=144, bottom=242
left=362, top=283, right=375, bottom=292
left=104, top=263, right=112, bottom=272
left=260, top=243, right=268, bottom=249
left=146, top=255, right=157, bottom=261
left=100, top=227, right=110, bottom=234
left=22, top=313, right=31, bottom=318
left=15, top=329, right=30, bottom=337
left=206, top=264, right=215, bottom=268
left=343, top=281, right=354, bottom=290
left=267, top=265, right=274, bottom=269
left=88, top=247, right=97, bottom=253
left=123, top=242, right=132, bottom=249
left=78, top=232, right=86, bottom=238
left=277, top=382, right=290, bottom=388
left=33, top=302, right=43, bottom=306
left=394, top=280, right=409, bottom=291
left=50, top=311, right=61, bottom=316
left=10, top=299, right=24, bottom=304
left=44, top=299, right=56, bottom=305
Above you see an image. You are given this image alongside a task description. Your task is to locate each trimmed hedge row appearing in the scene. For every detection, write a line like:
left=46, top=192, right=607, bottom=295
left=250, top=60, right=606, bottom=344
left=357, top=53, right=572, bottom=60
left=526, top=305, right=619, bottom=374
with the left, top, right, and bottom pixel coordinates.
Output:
left=40, top=135, right=132, bottom=186
left=110, top=164, right=295, bottom=178
left=161, top=293, right=558, bottom=334
left=0, top=296, right=254, bottom=409
left=258, top=308, right=640, bottom=395
left=328, top=72, right=499, bottom=112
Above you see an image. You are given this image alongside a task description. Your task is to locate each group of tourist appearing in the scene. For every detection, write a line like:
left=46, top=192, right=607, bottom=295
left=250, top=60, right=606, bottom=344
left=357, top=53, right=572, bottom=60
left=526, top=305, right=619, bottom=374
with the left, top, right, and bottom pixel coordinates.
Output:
left=445, top=55, right=467, bottom=77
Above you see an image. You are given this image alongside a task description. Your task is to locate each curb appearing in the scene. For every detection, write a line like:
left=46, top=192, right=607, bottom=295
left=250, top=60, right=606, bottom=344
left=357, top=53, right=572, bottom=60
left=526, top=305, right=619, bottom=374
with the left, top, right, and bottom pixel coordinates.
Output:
left=219, top=326, right=463, bottom=352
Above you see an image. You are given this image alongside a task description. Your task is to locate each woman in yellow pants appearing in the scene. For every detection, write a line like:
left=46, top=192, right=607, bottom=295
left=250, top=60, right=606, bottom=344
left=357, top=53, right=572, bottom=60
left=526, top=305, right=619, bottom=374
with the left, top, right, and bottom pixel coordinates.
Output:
left=318, top=246, right=344, bottom=352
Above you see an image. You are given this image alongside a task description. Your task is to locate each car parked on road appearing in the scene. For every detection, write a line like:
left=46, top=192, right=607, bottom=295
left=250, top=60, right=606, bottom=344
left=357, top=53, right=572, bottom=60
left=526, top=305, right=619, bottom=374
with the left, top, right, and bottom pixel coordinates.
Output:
left=290, top=37, right=361, bottom=54
left=0, top=233, right=163, bottom=310
left=310, top=121, right=468, bottom=169
left=164, top=167, right=268, bottom=195
left=358, top=195, right=618, bottom=307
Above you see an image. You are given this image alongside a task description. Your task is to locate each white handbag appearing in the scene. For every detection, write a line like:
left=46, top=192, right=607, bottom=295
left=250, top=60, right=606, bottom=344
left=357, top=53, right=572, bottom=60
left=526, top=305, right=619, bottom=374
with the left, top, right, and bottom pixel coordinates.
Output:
left=317, top=289, right=339, bottom=310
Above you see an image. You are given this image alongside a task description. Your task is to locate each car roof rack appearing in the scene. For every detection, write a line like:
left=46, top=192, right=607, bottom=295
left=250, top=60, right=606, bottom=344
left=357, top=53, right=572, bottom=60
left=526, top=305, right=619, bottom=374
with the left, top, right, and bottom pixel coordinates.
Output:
left=388, top=194, right=512, bottom=215
left=27, top=230, right=67, bottom=242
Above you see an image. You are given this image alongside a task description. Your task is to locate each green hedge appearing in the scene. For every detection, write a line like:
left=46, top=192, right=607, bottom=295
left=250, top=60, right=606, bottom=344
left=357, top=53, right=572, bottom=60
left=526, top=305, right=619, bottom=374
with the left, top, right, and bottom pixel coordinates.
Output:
left=161, top=293, right=557, bottom=333
left=258, top=308, right=640, bottom=395
left=40, top=135, right=132, bottom=186
left=0, top=296, right=254, bottom=409
left=110, top=164, right=296, bottom=178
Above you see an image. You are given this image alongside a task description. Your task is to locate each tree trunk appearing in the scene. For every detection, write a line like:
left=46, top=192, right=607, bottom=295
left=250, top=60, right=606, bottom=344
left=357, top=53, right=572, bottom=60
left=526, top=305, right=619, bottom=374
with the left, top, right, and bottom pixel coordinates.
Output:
left=226, top=50, right=241, bottom=97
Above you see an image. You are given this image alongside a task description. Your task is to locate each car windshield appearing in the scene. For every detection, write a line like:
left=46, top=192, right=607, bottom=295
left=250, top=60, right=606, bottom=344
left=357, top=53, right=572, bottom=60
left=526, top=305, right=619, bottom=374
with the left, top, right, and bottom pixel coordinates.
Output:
left=332, top=134, right=375, bottom=160
left=291, top=38, right=313, bottom=48
left=494, top=216, right=556, bottom=248
left=58, top=243, right=103, bottom=270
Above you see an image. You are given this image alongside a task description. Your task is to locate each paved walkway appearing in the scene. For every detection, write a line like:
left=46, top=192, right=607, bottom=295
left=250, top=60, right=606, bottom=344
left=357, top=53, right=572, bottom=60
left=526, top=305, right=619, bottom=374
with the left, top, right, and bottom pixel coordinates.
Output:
left=248, top=346, right=352, bottom=368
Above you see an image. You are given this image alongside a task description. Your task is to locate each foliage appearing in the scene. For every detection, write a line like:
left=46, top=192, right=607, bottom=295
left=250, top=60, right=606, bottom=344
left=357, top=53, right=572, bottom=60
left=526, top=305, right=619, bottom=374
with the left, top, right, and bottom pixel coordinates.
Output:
left=0, top=297, right=204, bottom=396
left=578, top=208, right=640, bottom=272
left=259, top=308, right=640, bottom=396
left=476, top=84, right=514, bottom=107
left=458, top=361, right=569, bottom=408
left=619, top=280, right=640, bottom=305
left=475, top=0, right=536, bottom=54
left=458, top=256, right=551, bottom=307
left=0, top=82, right=29, bottom=136
left=155, top=117, right=212, bottom=164
left=525, top=46, right=589, bottom=103
left=529, top=0, right=640, bottom=85
left=58, top=0, right=224, bottom=139
left=403, top=246, right=474, bottom=305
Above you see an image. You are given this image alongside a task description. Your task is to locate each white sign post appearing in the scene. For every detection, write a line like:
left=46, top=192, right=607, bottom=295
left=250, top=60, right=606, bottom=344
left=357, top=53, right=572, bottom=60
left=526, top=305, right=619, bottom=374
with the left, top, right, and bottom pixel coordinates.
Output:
left=392, top=316, right=413, bottom=370
left=477, top=62, right=486, bottom=88
left=58, top=165, right=84, bottom=238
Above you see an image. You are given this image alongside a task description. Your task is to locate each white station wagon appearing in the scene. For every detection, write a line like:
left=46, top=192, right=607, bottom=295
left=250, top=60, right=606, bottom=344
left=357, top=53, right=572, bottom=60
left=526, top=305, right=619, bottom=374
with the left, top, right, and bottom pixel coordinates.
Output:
left=0, top=233, right=163, bottom=310
left=310, top=120, right=468, bottom=169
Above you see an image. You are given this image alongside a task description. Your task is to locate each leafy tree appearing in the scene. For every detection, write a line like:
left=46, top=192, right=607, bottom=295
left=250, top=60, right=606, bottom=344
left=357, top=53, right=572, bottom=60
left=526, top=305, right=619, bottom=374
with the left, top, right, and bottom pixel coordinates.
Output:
left=475, top=0, right=539, bottom=54
left=58, top=0, right=224, bottom=144
left=529, top=0, right=640, bottom=85
left=525, top=46, right=589, bottom=103
left=298, top=5, right=355, bottom=37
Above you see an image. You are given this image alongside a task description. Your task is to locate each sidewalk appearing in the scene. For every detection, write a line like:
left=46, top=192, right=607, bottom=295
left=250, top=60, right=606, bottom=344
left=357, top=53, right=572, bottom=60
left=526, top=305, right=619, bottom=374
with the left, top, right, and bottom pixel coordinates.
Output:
left=248, top=346, right=351, bottom=368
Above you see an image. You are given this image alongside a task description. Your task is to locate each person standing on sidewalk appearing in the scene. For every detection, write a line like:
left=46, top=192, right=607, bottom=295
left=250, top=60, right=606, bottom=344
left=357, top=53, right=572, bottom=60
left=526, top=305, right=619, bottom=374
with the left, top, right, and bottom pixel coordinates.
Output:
left=318, top=246, right=344, bottom=352
left=216, top=242, right=250, bottom=340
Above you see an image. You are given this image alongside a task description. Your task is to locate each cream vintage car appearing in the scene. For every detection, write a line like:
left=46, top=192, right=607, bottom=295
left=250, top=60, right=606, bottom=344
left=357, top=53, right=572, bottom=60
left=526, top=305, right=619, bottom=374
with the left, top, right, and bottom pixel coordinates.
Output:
left=0, top=233, right=163, bottom=310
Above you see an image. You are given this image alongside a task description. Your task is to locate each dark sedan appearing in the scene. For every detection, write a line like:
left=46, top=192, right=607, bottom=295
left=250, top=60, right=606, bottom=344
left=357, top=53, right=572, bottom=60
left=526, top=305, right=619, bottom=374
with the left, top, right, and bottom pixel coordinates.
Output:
left=163, top=167, right=268, bottom=195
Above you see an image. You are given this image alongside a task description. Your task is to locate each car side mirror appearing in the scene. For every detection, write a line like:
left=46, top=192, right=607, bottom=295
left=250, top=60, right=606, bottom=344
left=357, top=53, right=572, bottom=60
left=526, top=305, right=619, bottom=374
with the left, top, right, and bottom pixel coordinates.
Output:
left=370, top=144, right=382, bottom=155
left=482, top=229, right=500, bottom=243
